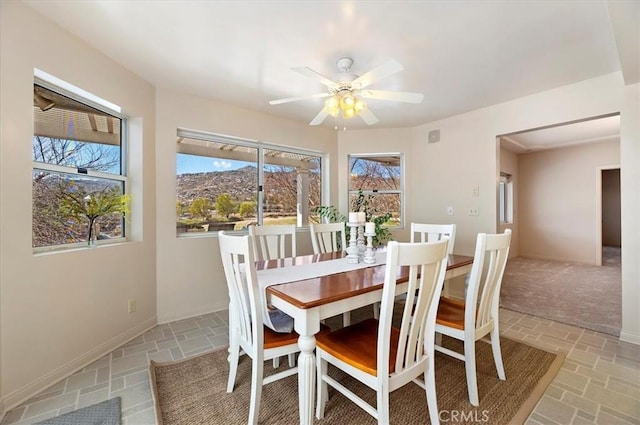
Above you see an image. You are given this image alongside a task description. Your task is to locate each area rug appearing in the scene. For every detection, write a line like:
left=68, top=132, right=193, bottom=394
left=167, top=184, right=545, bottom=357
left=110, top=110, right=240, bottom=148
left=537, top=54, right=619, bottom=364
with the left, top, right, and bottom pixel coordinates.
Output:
left=34, top=397, right=121, bottom=425
left=500, top=254, right=621, bottom=336
left=150, top=339, right=563, bottom=425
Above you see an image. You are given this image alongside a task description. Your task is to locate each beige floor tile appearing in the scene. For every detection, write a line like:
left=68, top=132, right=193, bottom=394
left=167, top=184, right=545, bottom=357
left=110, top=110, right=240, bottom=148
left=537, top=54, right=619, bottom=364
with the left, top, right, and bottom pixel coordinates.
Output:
left=584, top=383, right=640, bottom=419
left=534, top=396, right=576, bottom=425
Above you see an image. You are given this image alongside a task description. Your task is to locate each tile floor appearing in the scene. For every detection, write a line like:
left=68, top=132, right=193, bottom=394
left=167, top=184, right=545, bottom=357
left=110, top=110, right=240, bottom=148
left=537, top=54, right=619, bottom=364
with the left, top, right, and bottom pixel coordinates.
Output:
left=2, top=308, right=639, bottom=425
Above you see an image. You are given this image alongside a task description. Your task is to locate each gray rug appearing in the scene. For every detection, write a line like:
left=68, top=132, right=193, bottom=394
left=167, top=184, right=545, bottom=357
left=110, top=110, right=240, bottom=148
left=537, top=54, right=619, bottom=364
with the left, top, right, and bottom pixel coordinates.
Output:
left=500, top=251, right=621, bottom=336
left=34, top=398, right=121, bottom=425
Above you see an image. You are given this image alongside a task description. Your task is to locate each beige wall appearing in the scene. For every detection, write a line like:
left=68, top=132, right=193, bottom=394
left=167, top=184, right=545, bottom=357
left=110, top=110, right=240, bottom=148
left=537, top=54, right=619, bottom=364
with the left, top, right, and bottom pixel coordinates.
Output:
left=155, top=89, right=336, bottom=323
left=518, top=140, right=620, bottom=264
left=620, top=83, right=640, bottom=344
left=0, top=2, right=157, bottom=409
left=499, top=146, right=519, bottom=258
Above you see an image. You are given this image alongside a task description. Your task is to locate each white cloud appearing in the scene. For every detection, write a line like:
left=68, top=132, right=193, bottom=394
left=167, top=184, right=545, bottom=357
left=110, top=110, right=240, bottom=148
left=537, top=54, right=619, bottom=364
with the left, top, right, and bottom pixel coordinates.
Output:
left=213, top=160, right=232, bottom=169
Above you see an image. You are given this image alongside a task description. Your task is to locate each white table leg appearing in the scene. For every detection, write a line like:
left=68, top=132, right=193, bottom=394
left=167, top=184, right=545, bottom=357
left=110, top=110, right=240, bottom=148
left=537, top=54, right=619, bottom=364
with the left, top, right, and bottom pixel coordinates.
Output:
left=297, top=333, right=316, bottom=425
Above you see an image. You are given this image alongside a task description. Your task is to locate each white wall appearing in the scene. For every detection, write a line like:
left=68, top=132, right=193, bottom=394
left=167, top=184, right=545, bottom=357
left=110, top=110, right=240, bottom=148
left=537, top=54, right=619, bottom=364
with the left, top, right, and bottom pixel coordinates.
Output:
left=518, top=140, right=619, bottom=264
left=0, top=1, right=157, bottom=410
left=155, top=89, right=336, bottom=323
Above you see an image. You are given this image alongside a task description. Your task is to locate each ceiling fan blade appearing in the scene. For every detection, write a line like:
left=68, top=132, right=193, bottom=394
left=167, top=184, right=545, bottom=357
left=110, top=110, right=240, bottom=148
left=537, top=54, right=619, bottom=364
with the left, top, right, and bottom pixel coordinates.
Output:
left=309, top=108, right=330, bottom=126
left=292, top=67, right=337, bottom=88
left=352, top=59, right=404, bottom=89
left=359, top=108, right=379, bottom=125
left=269, top=92, right=331, bottom=105
left=360, top=89, right=424, bottom=103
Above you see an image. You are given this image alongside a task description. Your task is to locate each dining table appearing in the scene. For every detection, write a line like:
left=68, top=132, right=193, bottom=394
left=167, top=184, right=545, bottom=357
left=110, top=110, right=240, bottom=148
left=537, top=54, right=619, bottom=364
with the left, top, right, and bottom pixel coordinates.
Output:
left=257, top=250, right=474, bottom=425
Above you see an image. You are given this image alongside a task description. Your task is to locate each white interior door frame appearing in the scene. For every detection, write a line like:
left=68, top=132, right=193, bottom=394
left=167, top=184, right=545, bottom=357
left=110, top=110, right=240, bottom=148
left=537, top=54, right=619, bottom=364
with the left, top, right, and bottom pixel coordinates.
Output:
left=596, top=164, right=621, bottom=266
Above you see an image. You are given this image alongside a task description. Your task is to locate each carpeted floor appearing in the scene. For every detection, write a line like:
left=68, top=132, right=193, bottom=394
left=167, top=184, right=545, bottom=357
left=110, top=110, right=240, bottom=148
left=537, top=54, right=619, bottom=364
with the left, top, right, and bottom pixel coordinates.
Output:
left=500, top=247, right=621, bottom=336
left=150, top=307, right=563, bottom=425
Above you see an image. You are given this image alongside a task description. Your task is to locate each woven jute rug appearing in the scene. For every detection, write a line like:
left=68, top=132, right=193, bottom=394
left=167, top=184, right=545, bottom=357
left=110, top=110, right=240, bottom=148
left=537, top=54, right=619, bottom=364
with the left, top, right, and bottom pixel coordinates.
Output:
left=150, top=335, right=563, bottom=425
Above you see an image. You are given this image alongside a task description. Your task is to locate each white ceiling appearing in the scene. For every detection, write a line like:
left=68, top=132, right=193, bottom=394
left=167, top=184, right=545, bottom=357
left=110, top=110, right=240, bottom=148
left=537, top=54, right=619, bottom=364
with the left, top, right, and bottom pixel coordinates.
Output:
left=25, top=1, right=627, bottom=132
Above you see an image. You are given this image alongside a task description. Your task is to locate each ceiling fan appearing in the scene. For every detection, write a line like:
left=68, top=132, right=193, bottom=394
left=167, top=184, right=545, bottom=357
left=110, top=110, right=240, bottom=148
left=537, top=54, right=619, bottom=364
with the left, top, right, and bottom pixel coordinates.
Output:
left=269, top=57, right=424, bottom=126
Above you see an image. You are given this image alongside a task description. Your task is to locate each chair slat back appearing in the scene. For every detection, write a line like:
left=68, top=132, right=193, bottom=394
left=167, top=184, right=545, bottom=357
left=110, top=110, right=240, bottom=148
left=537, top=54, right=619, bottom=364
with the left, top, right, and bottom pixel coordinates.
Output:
left=218, top=231, right=262, bottom=349
left=465, top=229, right=512, bottom=331
left=410, top=223, right=456, bottom=254
left=310, top=222, right=347, bottom=254
left=249, top=224, right=296, bottom=260
left=378, top=239, right=450, bottom=378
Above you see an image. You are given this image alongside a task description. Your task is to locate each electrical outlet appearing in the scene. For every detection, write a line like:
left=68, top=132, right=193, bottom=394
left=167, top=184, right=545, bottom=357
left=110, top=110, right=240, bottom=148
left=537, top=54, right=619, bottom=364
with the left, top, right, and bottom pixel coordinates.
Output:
left=472, top=186, right=479, bottom=197
left=128, top=299, right=137, bottom=314
left=469, top=207, right=479, bottom=216
left=447, top=206, right=454, bottom=215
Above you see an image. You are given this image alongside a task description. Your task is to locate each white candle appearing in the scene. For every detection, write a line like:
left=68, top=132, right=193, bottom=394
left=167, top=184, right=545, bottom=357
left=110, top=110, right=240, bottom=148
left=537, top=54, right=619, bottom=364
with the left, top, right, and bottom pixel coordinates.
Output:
left=365, top=222, right=375, bottom=234
left=357, top=212, right=366, bottom=223
left=349, top=212, right=358, bottom=223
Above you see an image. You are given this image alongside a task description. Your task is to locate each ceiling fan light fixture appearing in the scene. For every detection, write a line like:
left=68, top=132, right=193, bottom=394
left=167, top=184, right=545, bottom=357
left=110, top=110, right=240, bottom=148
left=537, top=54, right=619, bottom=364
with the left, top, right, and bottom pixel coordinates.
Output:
left=340, top=92, right=354, bottom=109
left=343, top=107, right=356, bottom=119
left=354, top=98, right=365, bottom=113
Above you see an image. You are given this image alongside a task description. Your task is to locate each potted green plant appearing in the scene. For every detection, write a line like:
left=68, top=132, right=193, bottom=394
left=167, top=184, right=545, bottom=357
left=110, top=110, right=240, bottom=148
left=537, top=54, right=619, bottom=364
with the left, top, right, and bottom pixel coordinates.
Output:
left=314, top=190, right=392, bottom=247
left=59, top=185, right=131, bottom=247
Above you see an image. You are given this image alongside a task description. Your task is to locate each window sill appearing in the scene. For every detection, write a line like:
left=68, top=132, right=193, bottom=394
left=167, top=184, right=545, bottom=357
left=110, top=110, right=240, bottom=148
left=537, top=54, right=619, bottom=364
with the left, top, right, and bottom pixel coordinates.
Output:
left=33, top=239, right=129, bottom=256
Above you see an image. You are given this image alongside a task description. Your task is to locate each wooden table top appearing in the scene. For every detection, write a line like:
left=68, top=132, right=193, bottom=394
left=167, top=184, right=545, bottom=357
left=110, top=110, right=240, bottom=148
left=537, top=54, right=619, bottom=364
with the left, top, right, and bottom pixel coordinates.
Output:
left=263, top=252, right=473, bottom=309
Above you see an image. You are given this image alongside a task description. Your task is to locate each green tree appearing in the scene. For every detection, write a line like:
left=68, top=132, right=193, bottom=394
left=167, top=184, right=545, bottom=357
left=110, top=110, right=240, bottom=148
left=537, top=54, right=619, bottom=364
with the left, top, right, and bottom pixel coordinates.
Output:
left=215, top=193, right=237, bottom=219
left=176, top=200, right=187, bottom=217
left=59, top=185, right=130, bottom=245
left=189, top=197, right=212, bottom=221
left=238, top=200, right=256, bottom=218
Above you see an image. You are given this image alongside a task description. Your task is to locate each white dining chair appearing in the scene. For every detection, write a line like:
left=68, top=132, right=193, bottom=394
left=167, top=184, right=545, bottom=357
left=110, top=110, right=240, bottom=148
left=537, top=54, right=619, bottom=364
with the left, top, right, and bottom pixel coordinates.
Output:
left=315, top=238, right=450, bottom=425
left=373, top=222, right=457, bottom=320
left=411, top=222, right=456, bottom=254
left=248, top=224, right=297, bottom=367
left=310, top=222, right=354, bottom=326
left=435, top=229, right=512, bottom=406
left=218, top=231, right=300, bottom=425
left=248, top=224, right=296, bottom=260
left=310, top=222, right=347, bottom=255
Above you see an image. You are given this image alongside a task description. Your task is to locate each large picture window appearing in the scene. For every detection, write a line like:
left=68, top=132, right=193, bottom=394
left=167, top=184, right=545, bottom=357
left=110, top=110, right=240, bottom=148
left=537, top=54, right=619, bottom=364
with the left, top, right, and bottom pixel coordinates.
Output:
left=32, top=80, right=126, bottom=248
left=176, top=131, right=323, bottom=234
left=348, top=154, right=403, bottom=227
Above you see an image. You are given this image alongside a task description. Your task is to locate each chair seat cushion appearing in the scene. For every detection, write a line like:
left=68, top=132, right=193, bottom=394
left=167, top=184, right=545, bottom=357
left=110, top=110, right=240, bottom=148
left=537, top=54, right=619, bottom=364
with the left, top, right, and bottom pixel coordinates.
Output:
left=316, top=318, right=400, bottom=376
left=436, top=297, right=466, bottom=330
left=264, top=323, right=330, bottom=349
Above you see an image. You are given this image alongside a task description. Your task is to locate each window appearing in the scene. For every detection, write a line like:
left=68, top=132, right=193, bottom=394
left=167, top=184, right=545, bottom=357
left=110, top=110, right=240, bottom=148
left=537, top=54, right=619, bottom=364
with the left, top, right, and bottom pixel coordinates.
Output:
left=32, top=80, right=127, bottom=248
left=176, top=130, right=323, bottom=234
left=499, top=172, right=513, bottom=224
left=348, top=154, right=403, bottom=227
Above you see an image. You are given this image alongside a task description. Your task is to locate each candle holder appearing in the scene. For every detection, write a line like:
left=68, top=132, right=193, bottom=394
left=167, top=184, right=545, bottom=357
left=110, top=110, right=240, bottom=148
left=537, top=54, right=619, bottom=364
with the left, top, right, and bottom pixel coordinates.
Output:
left=363, top=231, right=376, bottom=264
left=346, top=222, right=360, bottom=263
left=357, top=223, right=366, bottom=258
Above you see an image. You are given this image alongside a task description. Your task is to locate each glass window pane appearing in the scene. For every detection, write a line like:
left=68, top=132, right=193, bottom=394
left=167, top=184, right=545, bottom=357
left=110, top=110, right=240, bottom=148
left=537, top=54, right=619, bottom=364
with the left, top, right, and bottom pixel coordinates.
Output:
left=32, top=170, right=124, bottom=247
left=263, top=149, right=322, bottom=227
left=349, top=156, right=400, bottom=191
left=176, top=143, right=258, bottom=234
left=349, top=192, right=401, bottom=226
left=33, top=85, right=122, bottom=174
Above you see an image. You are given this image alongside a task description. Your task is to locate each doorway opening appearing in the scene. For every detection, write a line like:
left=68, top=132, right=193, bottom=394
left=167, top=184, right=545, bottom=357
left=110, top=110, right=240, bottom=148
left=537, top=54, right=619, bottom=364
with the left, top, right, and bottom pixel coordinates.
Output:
left=597, top=167, right=621, bottom=266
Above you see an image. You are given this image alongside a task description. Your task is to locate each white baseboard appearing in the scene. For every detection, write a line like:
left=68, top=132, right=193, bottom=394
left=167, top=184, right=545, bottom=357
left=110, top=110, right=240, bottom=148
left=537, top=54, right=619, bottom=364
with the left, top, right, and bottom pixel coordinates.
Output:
left=0, top=316, right=157, bottom=416
left=157, top=303, right=226, bottom=325
left=619, top=331, right=640, bottom=346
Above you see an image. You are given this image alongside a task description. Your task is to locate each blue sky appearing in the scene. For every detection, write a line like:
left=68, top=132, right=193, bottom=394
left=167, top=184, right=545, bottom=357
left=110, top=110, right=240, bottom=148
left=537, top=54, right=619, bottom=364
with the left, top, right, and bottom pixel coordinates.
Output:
left=176, top=154, right=250, bottom=175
